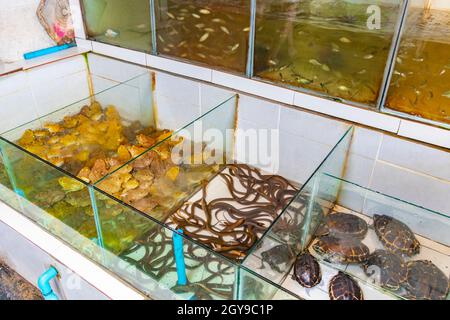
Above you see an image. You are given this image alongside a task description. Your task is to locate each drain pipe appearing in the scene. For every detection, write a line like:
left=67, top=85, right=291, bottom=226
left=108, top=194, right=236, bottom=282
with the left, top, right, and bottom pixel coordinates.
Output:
left=38, top=266, right=59, bottom=300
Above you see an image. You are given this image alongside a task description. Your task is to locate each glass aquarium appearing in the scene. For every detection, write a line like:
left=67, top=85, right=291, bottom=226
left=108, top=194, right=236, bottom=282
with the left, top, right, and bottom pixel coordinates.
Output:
left=92, top=95, right=353, bottom=299
left=243, top=126, right=450, bottom=300
left=81, top=0, right=152, bottom=52
left=253, top=0, right=403, bottom=106
left=154, top=0, right=251, bottom=73
left=384, top=0, right=450, bottom=125
left=242, top=126, right=353, bottom=294
left=0, top=71, right=235, bottom=256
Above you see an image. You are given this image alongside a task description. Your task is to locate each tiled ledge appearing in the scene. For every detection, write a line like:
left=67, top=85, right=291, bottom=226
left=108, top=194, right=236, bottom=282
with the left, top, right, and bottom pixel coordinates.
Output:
left=0, top=47, right=90, bottom=76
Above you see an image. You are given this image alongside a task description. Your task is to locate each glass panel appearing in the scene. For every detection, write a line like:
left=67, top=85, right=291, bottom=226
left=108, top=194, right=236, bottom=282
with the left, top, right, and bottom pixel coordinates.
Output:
left=154, top=0, right=251, bottom=73
left=94, top=94, right=238, bottom=231
left=1, top=73, right=156, bottom=182
left=0, top=138, right=100, bottom=259
left=240, top=127, right=353, bottom=298
left=311, top=177, right=450, bottom=300
left=238, top=267, right=301, bottom=300
left=0, top=153, right=21, bottom=211
left=253, top=0, right=402, bottom=106
left=81, top=0, right=152, bottom=52
left=0, top=72, right=235, bottom=257
left=384, top=0, right=450, bottom=125
left=92, top=194, right=238, bottom=300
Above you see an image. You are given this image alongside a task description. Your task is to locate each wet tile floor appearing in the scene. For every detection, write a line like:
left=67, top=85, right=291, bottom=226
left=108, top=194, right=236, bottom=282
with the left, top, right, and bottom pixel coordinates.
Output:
left=0, top=260, right=43, bottom=300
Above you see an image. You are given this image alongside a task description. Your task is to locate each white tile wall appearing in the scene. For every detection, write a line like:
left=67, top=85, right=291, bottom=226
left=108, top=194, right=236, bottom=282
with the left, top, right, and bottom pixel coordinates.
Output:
left=370, top=162, right=450, bottom=215
left=294, top=92, right=401, bottom=133
left=339, top=125, right=450, bottom=216
left=88, top=53, right=148, bottom=83
left=398, top=120, right=450, bottom=150
left=348, top=127, right=383, bottom=159
left=200, top=83, right=235, bottom=114
left=279, top=105, right=349, bottom=146
left=32, top=70, right=90, bottom=117
left=235, top=96, right=354, bottom=183
left=238, top=95, right=280, bottom=129
left=154, top=72, right=201, bottom=130
left=92, top=42, right=146, bottom=66
left=212, top=71, right=295, bottom=105
left=278, top=131, right=333, bottom=184
left=379, top=135, right=450, bottom=181
left=146, top=54, right=212, bottom=82
left=0, top=89, right=39, bottom=133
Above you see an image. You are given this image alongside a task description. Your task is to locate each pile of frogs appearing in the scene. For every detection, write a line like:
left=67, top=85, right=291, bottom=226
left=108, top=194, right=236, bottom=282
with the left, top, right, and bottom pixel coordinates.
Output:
left=14, top=101, right=180, bottom=253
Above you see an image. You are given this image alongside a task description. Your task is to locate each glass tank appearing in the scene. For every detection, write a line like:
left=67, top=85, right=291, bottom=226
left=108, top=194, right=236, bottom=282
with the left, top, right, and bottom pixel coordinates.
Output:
left=253, top=0, right=403, bottom=106
left=243, top=128, right=450, bottom=300
left=154, top=0, right=251, bottom=73
left=81, top=0, right=152, bottom=52
left=384, top=0, right=450, bottom=125
left=242, top=126, right=353, bottom=292
left=0, top=72, right=234, bottom=255
left=92, top=95, right=352, bottom=299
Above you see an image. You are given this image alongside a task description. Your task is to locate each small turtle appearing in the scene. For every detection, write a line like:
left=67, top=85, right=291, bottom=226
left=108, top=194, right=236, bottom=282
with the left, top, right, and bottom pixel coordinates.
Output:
left=403, top=260, right=449, bottom=300
left=362, top=249, right=407, bottom=291
left=313, top=236, right=370, bottom=264
left=373, top=215, right=420, bottom=257
left=329, top=271, right=364, bottom=300
left=260, top=244, right=294, bottom=273
left=316, top=212, right=368, bottom=239
left=293, top=252, right=322, bottom=288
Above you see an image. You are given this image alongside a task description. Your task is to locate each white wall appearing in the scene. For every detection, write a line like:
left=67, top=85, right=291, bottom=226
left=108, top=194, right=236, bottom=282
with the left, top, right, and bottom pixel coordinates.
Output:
left=339, top=126, right=450, bottom=216
left=0, top=0, right=55, bottom=63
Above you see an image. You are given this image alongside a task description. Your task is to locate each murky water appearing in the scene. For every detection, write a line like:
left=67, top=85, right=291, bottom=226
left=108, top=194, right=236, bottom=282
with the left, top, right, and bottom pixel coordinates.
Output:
left=385, top=8, right=450, bottom=124
left=254, top=0, right=401, bottom=106
left=82, top=0, right=152, bottom=52
left=155, top=0, right=250, bottom=73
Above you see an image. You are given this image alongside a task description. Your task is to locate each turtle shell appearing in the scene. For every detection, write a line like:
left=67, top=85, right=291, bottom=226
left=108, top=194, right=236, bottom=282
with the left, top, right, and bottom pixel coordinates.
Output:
left=293, top=252, right=322, bottom=288
left=329, top=272, right=364, bottom=300
left=403, top=260, right=449, bottom=300
left=373, top=215, right=420, bottom=257
left=313, top=236, right=370, bottom=264
left=362, top=249, right=407, bottom=291
left=317, top=212, right=368, bottom=239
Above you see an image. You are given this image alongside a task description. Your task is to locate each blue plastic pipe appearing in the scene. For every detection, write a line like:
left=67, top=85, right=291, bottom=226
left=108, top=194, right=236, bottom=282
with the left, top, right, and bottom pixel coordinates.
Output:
left=172, top=229, right=187, bottom=286
left=23, top=43, right=76, bottom=60
left=37, top=266, right=59, bottom=300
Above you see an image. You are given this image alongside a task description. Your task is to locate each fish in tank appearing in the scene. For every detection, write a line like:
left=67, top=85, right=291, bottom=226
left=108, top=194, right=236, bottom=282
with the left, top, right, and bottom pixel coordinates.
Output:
left=385, top=4, right=450, bottom=125
left=253, top=0, right=402, bottom=106
left=81, top=0, right=152, bottom=52
left=154, top=0, right=251, bottom=73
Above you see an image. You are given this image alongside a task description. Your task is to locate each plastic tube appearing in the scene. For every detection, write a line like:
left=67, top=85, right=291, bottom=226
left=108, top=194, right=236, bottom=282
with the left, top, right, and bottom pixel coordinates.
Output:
left=23, top=43, right=77, bottom=60
left=37, top=266, right=59, bottom=300
left=172, top=229, right=187, bottom=286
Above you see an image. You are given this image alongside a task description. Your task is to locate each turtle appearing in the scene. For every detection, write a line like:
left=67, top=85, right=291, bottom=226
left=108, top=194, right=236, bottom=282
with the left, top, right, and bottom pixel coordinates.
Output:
left=312, top=236, right=370, bottom=264
left=373, top=215, right=420, bottom=257
left=315, top=212, right=368, bottom=239
left=361, top=249, right=407, bottom=291
left=260, top=244, right=295, bottom=273
left=293, top=252, right=322, bottom=288
left=329, top=271, right=364, bottom=300
left=403, top=260, right=449, bottom=300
